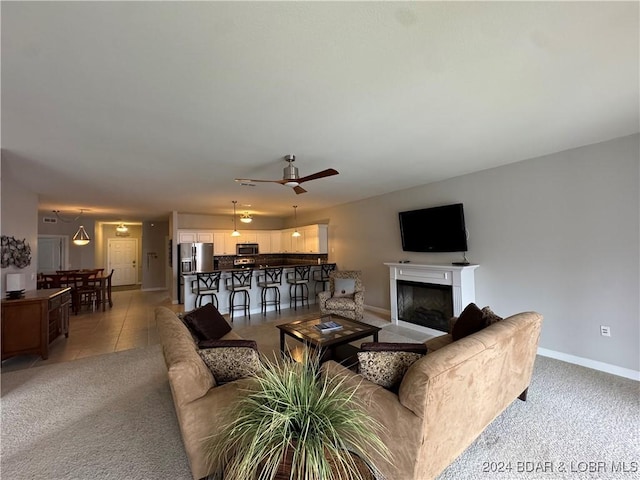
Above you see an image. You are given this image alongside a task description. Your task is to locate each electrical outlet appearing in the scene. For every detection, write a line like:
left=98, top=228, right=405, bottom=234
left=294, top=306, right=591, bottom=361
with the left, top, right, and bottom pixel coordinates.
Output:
left=600, top=325, right=611, bottom=337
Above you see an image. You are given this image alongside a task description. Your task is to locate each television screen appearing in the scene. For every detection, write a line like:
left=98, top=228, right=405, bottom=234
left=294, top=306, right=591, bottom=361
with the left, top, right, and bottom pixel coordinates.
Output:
left=399, top=203, right=468, bottom=252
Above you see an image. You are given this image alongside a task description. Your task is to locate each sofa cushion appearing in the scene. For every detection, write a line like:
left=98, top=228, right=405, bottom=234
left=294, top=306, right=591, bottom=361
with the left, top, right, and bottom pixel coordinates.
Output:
left=325, top=296, right=357, bottom=311
left=451, top=302, right=485, bottom=341
left=357, top=343, right=427, bottom=390
left=333, top=278, right=356, bottom=298
left=482, top=306, right=503, bottom=326
left=183, top=303, right=232, bottom=341
left=198, top=342, right=261, bottom=383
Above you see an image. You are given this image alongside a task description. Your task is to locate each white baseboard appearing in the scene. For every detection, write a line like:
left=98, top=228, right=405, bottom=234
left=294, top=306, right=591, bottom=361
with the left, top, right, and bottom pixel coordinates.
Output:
left=537, top=347, right=639, bottom=381
left=364, top=305, right=639, bottom=381
left=364, top=304, right=390, bottom=316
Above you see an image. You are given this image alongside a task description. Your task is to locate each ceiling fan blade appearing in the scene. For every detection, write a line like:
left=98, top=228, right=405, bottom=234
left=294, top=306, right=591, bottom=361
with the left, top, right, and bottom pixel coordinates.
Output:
left=235, top=178, right=284, bottom=184
left=293, top=185, right=307, bottom=194
left=297, top=168, right=339, bottom=184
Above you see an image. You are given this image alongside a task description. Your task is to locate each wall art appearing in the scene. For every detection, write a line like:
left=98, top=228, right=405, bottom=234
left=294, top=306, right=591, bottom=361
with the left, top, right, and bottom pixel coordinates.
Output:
left=1, top=235, right=32, bottom=269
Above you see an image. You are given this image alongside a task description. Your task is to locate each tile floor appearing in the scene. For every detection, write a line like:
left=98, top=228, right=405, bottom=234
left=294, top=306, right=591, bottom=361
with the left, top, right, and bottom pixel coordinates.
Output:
left=1, top=287, right=427, bottom=373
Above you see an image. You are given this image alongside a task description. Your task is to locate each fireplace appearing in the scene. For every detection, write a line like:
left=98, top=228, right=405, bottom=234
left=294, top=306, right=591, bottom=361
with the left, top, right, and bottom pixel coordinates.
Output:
left=385, top=263, right=478, bottom=334
left=397, top=280, right=453, bottom=332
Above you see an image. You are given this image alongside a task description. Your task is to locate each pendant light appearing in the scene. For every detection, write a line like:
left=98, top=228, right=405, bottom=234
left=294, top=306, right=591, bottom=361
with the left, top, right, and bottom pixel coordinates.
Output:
left=116, top=223, right=128, bottom=233
left=240, top=212, right=253, bottom=223
left=73, top=226, right=91, bottom=246
left=292, top=205, right=301, bottom=237
left=231, top=200, right=241, bottom=237
left=53, top=210, right=91, bottom=246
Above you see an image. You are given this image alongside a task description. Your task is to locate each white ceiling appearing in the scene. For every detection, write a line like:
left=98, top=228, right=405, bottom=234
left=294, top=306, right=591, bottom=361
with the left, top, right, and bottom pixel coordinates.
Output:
left=2, top=1, right=638, bottom=221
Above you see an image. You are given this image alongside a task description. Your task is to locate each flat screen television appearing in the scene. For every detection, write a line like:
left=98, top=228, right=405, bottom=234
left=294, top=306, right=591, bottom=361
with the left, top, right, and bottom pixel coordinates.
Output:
left=399, top=203, right=468, bottom=252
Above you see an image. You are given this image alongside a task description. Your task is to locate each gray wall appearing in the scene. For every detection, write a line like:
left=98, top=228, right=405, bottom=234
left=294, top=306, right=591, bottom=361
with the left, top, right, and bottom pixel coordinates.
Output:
left=1, top=159, right=39, bottom=293
left=142, top=220, right=168, bottom=290
left=297, top=134, right=639, bottom=373
left=38, top=212, right=96, bottom=271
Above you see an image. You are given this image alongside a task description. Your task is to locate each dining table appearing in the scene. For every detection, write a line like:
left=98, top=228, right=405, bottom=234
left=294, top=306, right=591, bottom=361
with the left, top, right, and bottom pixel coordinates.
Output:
left=38, top=269, right=111, bottom=313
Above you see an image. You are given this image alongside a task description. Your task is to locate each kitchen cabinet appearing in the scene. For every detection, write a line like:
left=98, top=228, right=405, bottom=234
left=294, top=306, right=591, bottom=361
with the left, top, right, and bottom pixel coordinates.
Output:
left=1, top=288, right=71, bottom=360
left=281, top=228, right=305, bottom=253
left=236, top=233, right=258, bottom=244
left=178, top=230, right=214, bottom=244
left=213, top=232, right=227, bottom=255
left=224, top=234, right=239, bottom=256
left=301, top=224, right=328, bottom=253
left=269, top=231, right=282, bottom=254
left=256, top=232, right=271, bottom=254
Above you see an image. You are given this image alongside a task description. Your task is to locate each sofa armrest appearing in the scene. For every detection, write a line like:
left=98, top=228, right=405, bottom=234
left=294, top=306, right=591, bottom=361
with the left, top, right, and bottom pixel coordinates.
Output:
left=321, top=360, right=422, bottom=480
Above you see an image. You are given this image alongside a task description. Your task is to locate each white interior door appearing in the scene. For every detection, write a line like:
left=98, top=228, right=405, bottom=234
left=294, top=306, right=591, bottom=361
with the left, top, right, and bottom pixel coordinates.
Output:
left=37, top=235, right=68, bottom=272
left=108, top=238, right=138, bottom=286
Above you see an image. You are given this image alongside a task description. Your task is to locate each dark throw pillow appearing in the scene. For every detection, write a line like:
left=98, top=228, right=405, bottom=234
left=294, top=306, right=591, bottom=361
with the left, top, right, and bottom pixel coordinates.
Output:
left=451, top=302, right=485, bottom=341
left=182, top=303, right=232, bottom=342
left=357, top=342, right=427, bottom=390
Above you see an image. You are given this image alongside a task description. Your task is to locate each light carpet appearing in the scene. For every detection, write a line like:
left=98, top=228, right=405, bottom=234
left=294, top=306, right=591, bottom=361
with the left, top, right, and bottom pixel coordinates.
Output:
left=2, top=318, right=638, bottom=480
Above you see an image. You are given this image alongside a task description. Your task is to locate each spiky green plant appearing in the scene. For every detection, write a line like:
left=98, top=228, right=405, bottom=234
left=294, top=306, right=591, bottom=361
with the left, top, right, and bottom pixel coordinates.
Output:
left=207, top=349, right=389, bottom=480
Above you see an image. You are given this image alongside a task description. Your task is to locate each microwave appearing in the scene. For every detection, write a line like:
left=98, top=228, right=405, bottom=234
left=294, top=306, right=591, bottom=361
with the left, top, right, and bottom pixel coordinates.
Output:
left=236, top=243, right=259, bottom=256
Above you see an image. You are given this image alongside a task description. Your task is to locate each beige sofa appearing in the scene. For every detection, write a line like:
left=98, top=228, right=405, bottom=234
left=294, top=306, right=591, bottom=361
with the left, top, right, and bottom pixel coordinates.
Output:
left=321, top=311, right=543, bottom=480
left=155, top=306, right=252, bottom=480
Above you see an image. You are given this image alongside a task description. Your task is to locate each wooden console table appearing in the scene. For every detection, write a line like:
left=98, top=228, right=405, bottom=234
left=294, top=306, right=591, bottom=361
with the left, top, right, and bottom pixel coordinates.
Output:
left=1, top=287, right=71, bottom=360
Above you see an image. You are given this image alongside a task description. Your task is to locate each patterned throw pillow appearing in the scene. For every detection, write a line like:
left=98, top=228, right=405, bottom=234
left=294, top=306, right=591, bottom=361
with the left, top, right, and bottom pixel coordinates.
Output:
left=198, top=344, right=261, bottom=383
left=333, top=278, right=356, bottom=298
left=482, top=306, right=503, bottom=326
left=357, top=350, right=425, bottom=389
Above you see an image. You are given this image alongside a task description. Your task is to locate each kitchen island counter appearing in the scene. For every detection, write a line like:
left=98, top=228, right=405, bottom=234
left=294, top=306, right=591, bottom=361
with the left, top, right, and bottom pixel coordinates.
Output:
left=182, top=263, right=332, bottom=313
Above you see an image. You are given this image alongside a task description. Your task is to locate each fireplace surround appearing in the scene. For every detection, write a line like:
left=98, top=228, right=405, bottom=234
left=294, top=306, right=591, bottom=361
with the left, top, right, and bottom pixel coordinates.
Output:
left=385, top=263, right=478, bottom=334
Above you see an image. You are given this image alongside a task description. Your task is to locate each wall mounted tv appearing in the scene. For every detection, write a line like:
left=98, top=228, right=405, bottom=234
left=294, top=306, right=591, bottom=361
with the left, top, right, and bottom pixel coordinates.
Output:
left=399, top=203, right=468, bottom=252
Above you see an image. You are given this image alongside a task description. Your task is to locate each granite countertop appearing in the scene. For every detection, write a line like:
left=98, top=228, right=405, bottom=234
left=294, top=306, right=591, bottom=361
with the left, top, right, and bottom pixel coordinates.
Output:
left=182, top=263, right=325, bottom=276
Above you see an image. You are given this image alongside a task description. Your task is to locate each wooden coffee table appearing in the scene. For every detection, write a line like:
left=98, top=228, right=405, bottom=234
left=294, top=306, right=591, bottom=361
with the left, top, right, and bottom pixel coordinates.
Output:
left=277, top=315, right=381, bottom=365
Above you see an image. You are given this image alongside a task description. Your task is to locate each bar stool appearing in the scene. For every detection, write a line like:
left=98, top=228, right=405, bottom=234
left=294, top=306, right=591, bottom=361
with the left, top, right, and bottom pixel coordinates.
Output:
left=192, top=271, right=222, bottom=308
left=312, top=263, right=336, bottom=296
left=225, top=269, right=253, bottom=321
left=286, top=265, right=311, bottom=311
left=257, top=267, right=284, bottom=315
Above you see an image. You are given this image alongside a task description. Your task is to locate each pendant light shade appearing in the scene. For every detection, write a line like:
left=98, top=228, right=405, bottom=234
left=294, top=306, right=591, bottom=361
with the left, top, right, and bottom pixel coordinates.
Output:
left=231, top=200, right=241, bottom=236
left=292, top=205, right=301, bottom=237
left=240, top=212, right=253, bottom=223
left=116, top=223, right=128, bottom=233
left=73, top=225, right=91, bottom=246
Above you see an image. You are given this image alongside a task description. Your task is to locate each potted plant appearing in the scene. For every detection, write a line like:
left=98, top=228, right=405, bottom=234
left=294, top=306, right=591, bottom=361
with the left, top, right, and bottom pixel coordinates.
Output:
left=206, top=349, right=389, bottom=480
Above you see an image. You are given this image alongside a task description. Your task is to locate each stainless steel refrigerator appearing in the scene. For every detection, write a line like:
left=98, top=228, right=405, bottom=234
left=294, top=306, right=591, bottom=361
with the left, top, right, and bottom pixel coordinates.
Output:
left=178, top=242, right=214, bottom=303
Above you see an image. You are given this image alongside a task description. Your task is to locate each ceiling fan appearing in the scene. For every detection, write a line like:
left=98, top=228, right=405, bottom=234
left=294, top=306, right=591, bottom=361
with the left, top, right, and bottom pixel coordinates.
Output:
left=235, top=154, right=339, bottom=194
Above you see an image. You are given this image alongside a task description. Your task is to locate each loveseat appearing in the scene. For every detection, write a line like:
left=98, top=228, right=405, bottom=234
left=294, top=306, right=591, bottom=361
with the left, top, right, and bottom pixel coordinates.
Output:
left=155, top=306, right=254, bottom=480
left=321, top=310, right=543, bottom=480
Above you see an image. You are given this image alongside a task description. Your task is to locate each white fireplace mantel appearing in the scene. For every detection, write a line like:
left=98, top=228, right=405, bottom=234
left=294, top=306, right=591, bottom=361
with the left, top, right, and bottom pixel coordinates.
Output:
left=384, top=263, right=479, bottom=331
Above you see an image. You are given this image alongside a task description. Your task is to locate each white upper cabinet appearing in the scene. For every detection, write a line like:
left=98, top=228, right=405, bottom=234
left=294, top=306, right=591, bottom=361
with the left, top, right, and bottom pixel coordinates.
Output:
left=178, top=230, right=214, bottom=244
left=207, top=224, right=327, bottom=255
left=256, top=232, right=271, bottom=254
left=301, top=225, right=328, bottom=254
left=269, top=231, right=282, bottom=254
left=213, top=232, right=230, bottom=255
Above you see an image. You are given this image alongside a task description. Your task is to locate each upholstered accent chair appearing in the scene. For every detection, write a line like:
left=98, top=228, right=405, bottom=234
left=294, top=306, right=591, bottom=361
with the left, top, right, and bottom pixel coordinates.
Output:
left=317, top=270, right=365, bottom=321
